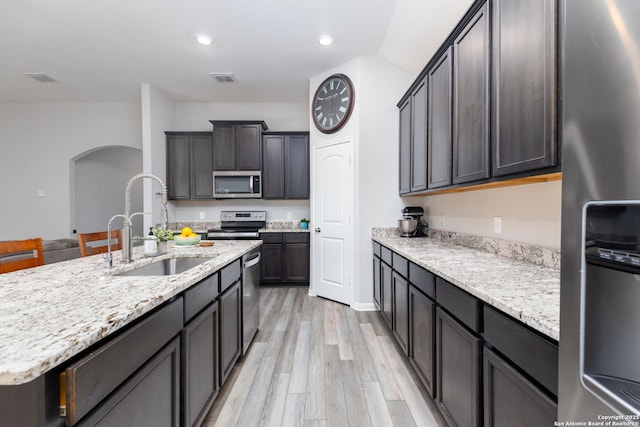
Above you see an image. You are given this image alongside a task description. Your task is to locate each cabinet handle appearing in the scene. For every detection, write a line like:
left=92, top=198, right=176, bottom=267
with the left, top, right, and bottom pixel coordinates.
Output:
left=315, top=227, right=321, bottom=233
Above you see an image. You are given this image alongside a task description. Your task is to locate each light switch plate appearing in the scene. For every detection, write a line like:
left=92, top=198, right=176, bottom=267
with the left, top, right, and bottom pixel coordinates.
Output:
left=493, top=216, right=503, bottom=234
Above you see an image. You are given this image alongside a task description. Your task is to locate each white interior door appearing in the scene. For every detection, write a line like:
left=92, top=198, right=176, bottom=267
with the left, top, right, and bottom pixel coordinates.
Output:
left=311, top=139, right=354, bottom=306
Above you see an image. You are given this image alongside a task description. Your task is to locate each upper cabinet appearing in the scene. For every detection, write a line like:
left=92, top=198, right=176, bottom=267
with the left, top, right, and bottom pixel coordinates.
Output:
left=166, top=132, right=214, bottom=200
left=398, top=0, right=559, bottom=195
left=427, top=47, right=453, bottom=189
left=210, top=121, right=268, bottom=171
left=491, top=0, right=557, bottom=176
left=262, top=132, right=310, bottom=200
left=453, top=3, right=490, bottom=184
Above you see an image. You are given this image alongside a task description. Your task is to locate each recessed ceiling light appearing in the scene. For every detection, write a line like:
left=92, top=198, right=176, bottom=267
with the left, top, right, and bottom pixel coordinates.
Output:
left=196, top=34, right=213, bottom=46
left=318, top=35, right=333, bottom=47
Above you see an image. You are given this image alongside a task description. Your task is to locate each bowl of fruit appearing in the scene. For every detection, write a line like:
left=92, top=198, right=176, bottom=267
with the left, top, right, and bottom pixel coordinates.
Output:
left=174, top=227, right=201, bottom=246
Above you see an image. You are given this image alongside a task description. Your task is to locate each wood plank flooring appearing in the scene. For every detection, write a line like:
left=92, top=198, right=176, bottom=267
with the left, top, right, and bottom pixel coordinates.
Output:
left=204, top=287, right=447, bottom=427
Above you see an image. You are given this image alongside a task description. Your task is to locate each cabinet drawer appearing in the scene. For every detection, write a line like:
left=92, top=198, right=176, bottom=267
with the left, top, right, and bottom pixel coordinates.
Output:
left=184, top=273, right=219, bottom=322
left=381, top=246, right=393, bottom=265
left=373, top=241, right=381, bottom=257
left=483, top=306, right=558, bottom=395
left=220, top=259, right=241, bottom=293
left=65, top=297, right=184, bottom=425
left=409, top=263, right=435, bottom=299
left=259, top=233, right=283, bottom=243
left=392, top=253, right=409, bottom=278
left=285, top=232, right=309, bottom=243
left=436, top=277, right=480, bottom=333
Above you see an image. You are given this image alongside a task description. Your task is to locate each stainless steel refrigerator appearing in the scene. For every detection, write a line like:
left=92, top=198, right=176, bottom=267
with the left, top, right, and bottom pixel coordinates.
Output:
left=560, top=0, right=640, bottom=421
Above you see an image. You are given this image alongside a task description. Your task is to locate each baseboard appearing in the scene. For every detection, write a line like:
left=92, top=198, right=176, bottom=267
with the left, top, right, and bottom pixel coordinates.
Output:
left=350, top=302, right=378, bottom=311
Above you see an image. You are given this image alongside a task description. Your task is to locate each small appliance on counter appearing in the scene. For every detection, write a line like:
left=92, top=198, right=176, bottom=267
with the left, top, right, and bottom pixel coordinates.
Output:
left=399, top=206, right=428, bottom=237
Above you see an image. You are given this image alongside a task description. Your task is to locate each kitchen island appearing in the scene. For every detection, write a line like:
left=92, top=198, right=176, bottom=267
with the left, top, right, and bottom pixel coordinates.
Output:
left=0, top=240, right=260, bottom=427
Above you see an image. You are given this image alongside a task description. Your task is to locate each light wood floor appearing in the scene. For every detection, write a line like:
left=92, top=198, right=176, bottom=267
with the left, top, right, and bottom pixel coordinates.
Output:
left=203, top=287, right=447, bottom=427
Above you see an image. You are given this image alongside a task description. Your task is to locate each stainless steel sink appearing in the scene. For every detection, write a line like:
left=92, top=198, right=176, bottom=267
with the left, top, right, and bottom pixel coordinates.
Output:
left=114, top=256, right=215, bottom=276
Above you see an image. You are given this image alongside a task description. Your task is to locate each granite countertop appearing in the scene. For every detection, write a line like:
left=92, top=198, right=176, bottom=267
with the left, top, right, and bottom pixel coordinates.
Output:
left=373, top=235, right=560, bottom=341
left=0, top=240, right=261, bottom=386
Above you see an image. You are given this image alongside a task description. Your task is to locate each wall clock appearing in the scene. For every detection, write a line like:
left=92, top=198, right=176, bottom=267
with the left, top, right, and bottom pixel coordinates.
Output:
left=312, top=73, right=355, bottom=134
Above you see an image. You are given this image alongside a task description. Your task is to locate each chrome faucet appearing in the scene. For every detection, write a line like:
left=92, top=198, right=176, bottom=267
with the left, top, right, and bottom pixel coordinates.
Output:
left=105, top=214, right=129, bottom=268
left=121, top=172, right=169, bottom=264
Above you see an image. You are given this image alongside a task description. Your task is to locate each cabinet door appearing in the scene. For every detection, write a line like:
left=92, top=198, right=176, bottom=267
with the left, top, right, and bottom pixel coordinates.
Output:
left=436, top=307, right=482, bottom=427
left=77, top=337, right=180, bottom=427
left=219, top=281, right=242, bottom=386
left=284, top=234, right=309, bottom=283
left=409, top=286, right=435, bottom=398
left=285, top=134, right=310, bottom=199
left=484, top=347, right=557, bottom=427
left=262, top=135, right=285, bottom=199
left=213, top=124, right=236, bottom=171
left=236, top=124, right=262, bottom=170
left=398, top=98, right=411, bottom=195
left=166, top=134, right=190, bottom=200
left=453, top=3, right=490, bottom=184
left=411, top=79, right=428, bottom=192
left=182, top=302, right=218, bottom=427
left=491, top=0, right=557, bottom=176
left=392, top=272, right=409, bottom=356
left=373, top=256, right=381, bottom=309
left=260, top=243, right=284, bottom=283
left=428, top=47, right=453, bottom=189
left=190, top=133, right=214, bottom=199
left=381, top=261, right=393, bottom=329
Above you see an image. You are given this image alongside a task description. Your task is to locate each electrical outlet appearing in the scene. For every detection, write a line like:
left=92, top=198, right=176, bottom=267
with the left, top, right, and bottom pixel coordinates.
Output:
left=199, top=212, right=205, bottom=220
left=441, top=214, right=446, bottom=227
left=287, top=212, right=292, bottom=220
left=494, top=216, right=503, bottom=234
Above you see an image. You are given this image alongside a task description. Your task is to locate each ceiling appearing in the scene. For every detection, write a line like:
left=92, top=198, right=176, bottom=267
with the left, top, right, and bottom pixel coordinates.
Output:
left=0, top=0, right=473, bottom=104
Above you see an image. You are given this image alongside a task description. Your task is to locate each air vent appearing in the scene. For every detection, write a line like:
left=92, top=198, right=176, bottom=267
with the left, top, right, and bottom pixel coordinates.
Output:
left=23, top=73, right=57, bottom=83
left=209, top=73, right=235, bottom=83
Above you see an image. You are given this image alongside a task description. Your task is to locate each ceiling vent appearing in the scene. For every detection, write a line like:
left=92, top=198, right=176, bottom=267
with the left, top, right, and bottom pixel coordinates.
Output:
left=23, top=73, right=57, bottom=83
left=209, top=73, right=235, bottom=83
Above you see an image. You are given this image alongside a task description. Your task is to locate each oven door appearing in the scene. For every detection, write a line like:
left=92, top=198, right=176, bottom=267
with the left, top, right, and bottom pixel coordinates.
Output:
left=213, top=171, right=261, bottom=199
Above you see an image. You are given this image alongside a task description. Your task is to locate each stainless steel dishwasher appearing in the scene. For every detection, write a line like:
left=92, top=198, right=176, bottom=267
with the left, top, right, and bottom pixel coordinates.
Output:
left=242, top=248, right=261, bottom=354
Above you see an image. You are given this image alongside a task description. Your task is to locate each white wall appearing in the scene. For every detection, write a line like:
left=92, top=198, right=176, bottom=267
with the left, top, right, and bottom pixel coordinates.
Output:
left=0, top=102, right=141, bottom=240
left=172, top=199, right=310, bottom=223
left=310, top=56, right=416, bottom=309
left=417, top=180, right=562, bottom=249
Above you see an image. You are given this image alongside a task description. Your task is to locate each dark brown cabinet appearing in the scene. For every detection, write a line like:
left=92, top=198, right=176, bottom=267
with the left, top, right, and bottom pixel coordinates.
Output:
left=453, top=3, right=490, bottom=184
left=399, top=80, right=429, bottom=195
left=380, top=258, right=393, bottom=329
left=428, top=47, right=453, bottom=189
left=210, top=121, right=268, bottom=171
left=219, top=280, right=241, bottom=385
left=373, top=253, right=381, bottom=309
left=392, top=272, right=409, bottom=356
left=436, top=307, right=482, bottom=427
left=484, top=348, right=556, bottom=427
left=399, top=98, right=411, bottom=195
left=262, top=132, right=309, bottom=199
left=491, top=0, right=557, bottom=176
left=409, top=284, right=436, bottom=398
left=166, top=132, right=214, bottom=199
left=259, top=233, right=309, bottom=286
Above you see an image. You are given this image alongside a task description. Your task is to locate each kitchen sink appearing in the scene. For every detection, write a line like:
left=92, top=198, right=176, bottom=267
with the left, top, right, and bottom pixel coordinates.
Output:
left=114, top=256, right=215, bottom=277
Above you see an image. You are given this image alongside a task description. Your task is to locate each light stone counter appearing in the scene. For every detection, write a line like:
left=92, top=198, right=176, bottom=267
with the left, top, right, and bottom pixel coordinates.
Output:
left=0, top=240, right=261, bottom=385
left=373, top=234, right=560, bottom=341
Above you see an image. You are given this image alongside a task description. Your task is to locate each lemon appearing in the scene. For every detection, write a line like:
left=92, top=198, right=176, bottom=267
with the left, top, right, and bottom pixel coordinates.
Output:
left=181, top=227, right=193, bottom=236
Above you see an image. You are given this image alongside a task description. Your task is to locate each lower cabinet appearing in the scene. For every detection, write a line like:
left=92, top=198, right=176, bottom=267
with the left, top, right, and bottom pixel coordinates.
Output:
left=259, top=232, right=310, bottom=286
left=436, top=307, right=482, bottom=427
left=483, top=348, right=556, bottom=427
left=373, top=255, right=381, bottom=309
left=182, top=302, right=219, bottom=427
left=409, top=285, right=436, bottom=398
left=392, top=272, right=410, bottom=355
left=380, top=260, right=393, bottom=329
left=219, top=280, right=242, bottom=385
left=77, top=337, right=181, bottom=427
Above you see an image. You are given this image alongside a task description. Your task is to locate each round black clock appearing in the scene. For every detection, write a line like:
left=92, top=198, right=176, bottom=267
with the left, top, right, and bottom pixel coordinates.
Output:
left=312, top=73, right=355, bottom=134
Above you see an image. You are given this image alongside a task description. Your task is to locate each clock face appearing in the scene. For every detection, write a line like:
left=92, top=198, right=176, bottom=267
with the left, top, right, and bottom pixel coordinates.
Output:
left=312, top=74, right=354, bottom=133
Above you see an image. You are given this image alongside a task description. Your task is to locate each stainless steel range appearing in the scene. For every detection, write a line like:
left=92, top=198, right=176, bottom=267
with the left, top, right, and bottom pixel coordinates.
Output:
left=206, top=211, right=266, bottom=240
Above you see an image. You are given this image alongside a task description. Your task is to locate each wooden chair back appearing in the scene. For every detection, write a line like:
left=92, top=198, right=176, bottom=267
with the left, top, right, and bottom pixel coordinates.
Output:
left=78, top=230, right=122, bottom=257
left=0, top=238, right=45, bottom=273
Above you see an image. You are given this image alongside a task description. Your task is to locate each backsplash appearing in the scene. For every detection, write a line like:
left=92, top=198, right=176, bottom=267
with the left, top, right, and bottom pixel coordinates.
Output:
left=371, top=227, right=560, bottom=269
left=167, top=221, right=305, bottom=233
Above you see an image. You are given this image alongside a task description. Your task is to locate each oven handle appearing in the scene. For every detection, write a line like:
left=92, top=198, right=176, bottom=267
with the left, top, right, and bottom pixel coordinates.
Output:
left=244, top=252, right=261, bottom=268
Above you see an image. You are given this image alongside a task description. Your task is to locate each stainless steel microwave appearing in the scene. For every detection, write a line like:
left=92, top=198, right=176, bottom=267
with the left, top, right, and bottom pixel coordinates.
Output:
left=212, top=171, right=262, bottom=199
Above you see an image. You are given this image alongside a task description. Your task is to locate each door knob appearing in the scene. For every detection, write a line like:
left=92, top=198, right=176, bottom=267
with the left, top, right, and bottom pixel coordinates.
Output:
left=315, top=227, right=321, bottom=233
